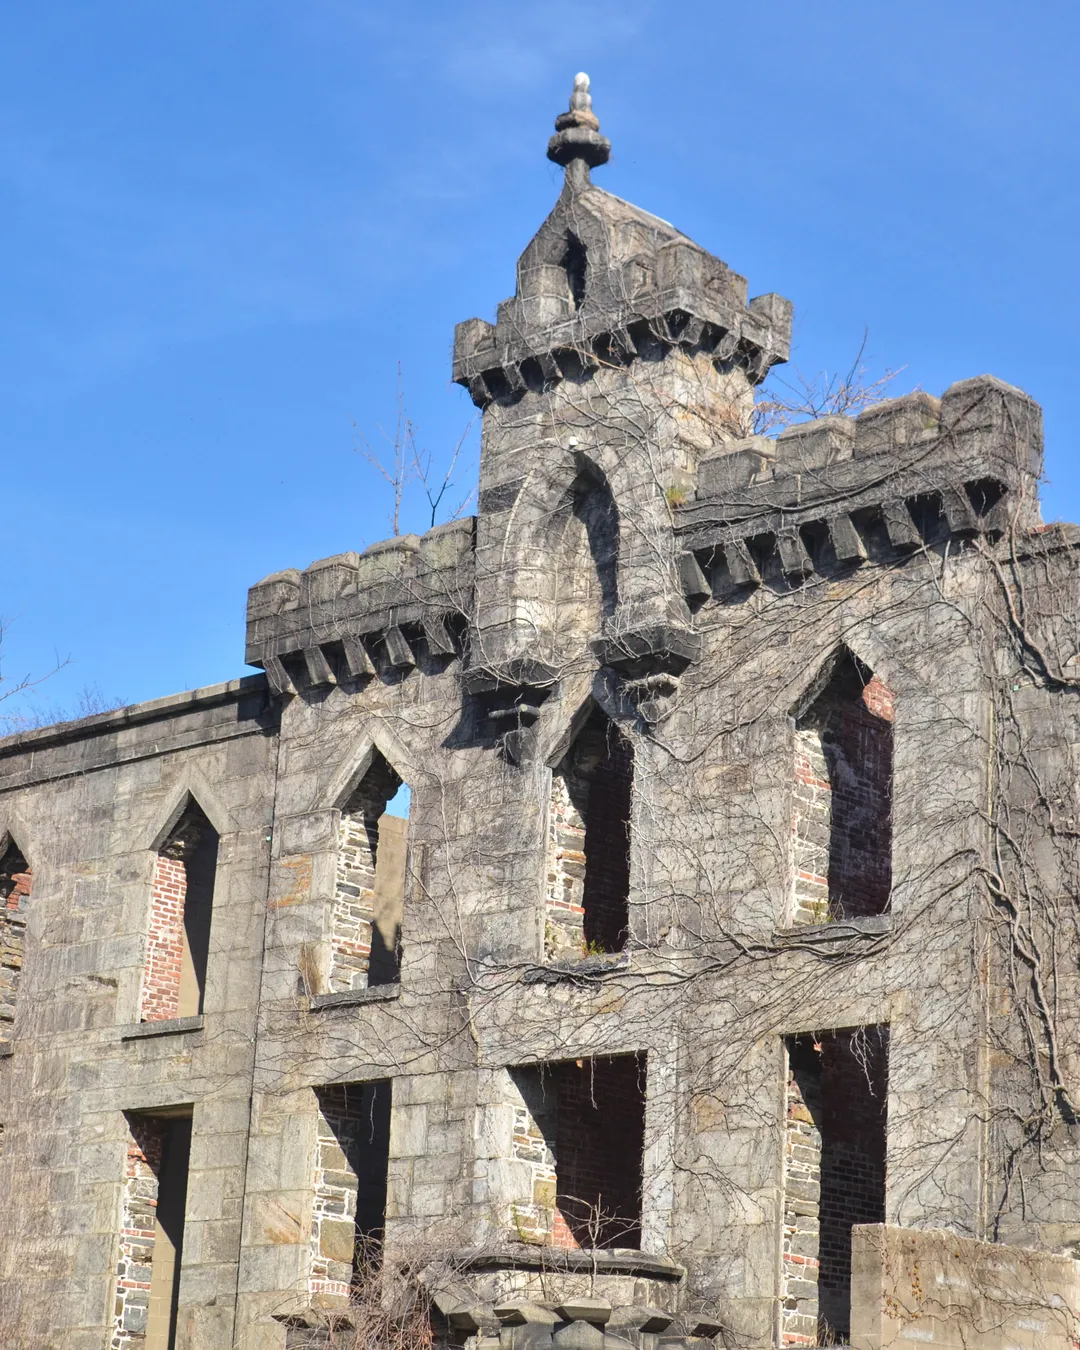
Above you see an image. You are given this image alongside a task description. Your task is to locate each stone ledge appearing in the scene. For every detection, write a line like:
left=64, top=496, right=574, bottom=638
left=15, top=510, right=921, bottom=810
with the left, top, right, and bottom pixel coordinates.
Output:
left=523, top=953, right=631, bottom=985
left=119, top=1015, right=205, bottom=1040
left=310, top=984, right=401, bottom=1011
left=774, top=914, right=893, bottom=945
left=448, top=1244, right=685, bottom=1282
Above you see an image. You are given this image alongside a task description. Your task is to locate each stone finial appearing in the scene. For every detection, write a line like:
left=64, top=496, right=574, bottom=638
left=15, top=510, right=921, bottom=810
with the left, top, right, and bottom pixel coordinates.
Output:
left=547, top=72, right=611, bottom=188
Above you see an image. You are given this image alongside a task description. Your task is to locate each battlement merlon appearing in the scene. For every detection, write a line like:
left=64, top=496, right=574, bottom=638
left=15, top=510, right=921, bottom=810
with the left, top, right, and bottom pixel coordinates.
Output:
left=677, top=375, right=1044, bottom=576
left=244, top=516, right=476, bottom=696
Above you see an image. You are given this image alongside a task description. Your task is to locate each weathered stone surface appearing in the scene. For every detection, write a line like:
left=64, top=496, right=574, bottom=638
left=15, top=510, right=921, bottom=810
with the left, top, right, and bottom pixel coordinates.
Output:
left=1, top=70, right=1078, bottom=1350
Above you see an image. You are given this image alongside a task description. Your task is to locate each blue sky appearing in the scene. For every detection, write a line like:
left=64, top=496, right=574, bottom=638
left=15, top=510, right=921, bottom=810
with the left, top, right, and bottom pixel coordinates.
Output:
left=2, top=1, right=1078, bottom=720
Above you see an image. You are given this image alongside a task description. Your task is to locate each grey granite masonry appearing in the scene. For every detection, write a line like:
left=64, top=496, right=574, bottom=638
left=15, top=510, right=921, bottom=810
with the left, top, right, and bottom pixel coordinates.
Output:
left=4, top=74, right=1080, bottom=1350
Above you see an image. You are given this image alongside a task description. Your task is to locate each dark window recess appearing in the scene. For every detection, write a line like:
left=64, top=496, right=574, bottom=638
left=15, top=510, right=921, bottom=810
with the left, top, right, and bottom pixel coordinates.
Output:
left=783, top=1029, right=888, bottom=1345
left=117, top=1111, right=193, bottom=1350
left=0, top=841, right=31, bottom=1045
left=313, top=1081, right=392, bottom=1288
left=792, top=652, right=894, bottom=924
left=547, top=707, right=633, bottom=958
left=562, top=232, right=588, bottom=309
left=513, top=1054, right=646, bottom=1251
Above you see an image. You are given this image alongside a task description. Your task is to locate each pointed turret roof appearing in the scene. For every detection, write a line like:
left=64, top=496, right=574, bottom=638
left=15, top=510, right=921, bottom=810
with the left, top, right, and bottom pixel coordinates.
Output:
left=452, top=75, right=792, bottom=407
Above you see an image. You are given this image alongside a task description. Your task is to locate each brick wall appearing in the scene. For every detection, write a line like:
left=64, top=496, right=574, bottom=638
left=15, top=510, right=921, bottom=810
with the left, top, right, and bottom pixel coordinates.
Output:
left=817, top=1029, right=888, bottom=1340
left=331, top=756, right=403, bottom=993
left=0, top=843, right=31, bottom=1045
left=553, top=1054, right=645, bottom=1249
left=508, top=1054, right=646, bottom=1251
left=545, top=709, right=632, bottom=958
left=793, top=659, right=894, bottom=924
left=782, top=1029, right=888, bottom=1346
left=310, top=1082, right=392, bottom=1301
left=140, top=804, right=217, bottom=1022
left=141, top=856, right=186, bottom=1022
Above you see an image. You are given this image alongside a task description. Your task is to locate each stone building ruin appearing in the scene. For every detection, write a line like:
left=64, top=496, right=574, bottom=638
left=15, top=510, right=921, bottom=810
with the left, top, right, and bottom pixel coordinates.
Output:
left=4, top=73, right=1080, bottom=1350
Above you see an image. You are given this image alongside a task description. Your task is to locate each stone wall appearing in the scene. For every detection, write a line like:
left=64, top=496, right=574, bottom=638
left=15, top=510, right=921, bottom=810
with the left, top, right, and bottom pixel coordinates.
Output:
left=850, top=1224, right=1080, bottom=1349
left=3, top=81, right=1080, bottom=1350
left=0, top=676, right=276, bottom=1350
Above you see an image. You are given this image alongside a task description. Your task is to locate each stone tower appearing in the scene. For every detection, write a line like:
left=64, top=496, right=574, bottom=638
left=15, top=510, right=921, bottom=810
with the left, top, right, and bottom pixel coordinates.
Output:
left=2, top=73, right=1080, bottom=1350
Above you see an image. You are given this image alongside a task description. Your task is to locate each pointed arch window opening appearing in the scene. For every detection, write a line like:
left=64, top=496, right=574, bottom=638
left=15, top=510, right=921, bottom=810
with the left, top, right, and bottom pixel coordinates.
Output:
left=141, top=801, right=219, bottom=1022
left=0, top=840, right=31, bottom=1047
left=561, top=231, right=588, bottom=311
left=792, top=653, right=894, bottom=925
left=546, top=707, right=633, bottom=959
left=330, top=751, right=410, bottom=993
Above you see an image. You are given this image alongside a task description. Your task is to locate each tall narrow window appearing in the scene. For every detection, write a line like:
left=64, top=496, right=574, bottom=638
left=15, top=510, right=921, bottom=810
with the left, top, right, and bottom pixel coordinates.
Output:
left=311, top=1081, right=392, bottom=1300
left=509, top=1054, right=646, bottom=1250
left=792, top=653, right=894, bottom=924
left=141, top=802, right=218, bottom=1022
left=546, top=708, right=632, bottom=958
left=0, top=840, right=31, bottom=1048
left=781, top=1028, right=888, bottom=1346
left=331, top=754, right=409, bottom=992
left=114, top=1110, right=193, bottom=1350
left=562, top=232, right=587, bottom=309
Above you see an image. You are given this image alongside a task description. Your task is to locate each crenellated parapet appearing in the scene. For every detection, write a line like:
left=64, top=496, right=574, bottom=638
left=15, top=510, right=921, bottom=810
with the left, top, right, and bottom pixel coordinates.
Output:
left=675, top=374, right=1043, bottom=595
left=452, top=226, right=792, bottom=412
left=244, top=517, right=475, bottom=695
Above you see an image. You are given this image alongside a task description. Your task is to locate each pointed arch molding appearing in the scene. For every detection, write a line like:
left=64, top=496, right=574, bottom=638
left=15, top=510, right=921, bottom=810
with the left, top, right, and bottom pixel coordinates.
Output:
left=143, top=768, right=235, bottom=854
left=538, top=680, right=627, bottom=770
left=788, top=637, right=897, bottom=721
left=494, top=446, right=632, bottom=573
left=321, top=724, right=415, bottom=812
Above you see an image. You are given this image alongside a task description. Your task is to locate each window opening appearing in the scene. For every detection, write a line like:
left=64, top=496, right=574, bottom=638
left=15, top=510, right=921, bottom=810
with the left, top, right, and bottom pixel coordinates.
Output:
left=792, top=653, right=894, bottom=924
left=0, top=841, right=31, bottom=1047
left=546, top=708, right=633, bottom=958
left=114, top=1110, right=193, bottom=1350
left=141, top=802, right=218, bottom=1021
left=510, top=1053, right=646, bottom=1250
left=782, top=1028, right=888, bottom=1345
left=561, top=232, right=588, bottom=310
left=311, top=1081, right=392, bottom=1300
left=332, top=753, right=409, bottom=991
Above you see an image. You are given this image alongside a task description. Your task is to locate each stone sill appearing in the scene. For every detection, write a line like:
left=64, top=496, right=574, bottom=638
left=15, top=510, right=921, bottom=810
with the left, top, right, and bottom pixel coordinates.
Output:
left=120, top=1015, right=205, bottom=1040
left=524, top=952, right=630, bottom=985
left=774, top=913, right=893, bottom=944
left=451, top=1244, right=685, bottom=1282
left=310, top=984, right=401, bottom=1011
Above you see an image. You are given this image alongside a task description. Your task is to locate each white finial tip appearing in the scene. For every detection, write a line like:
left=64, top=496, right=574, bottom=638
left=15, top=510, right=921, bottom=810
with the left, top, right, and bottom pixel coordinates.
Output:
left=574, top=72, right=590, bottom=90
